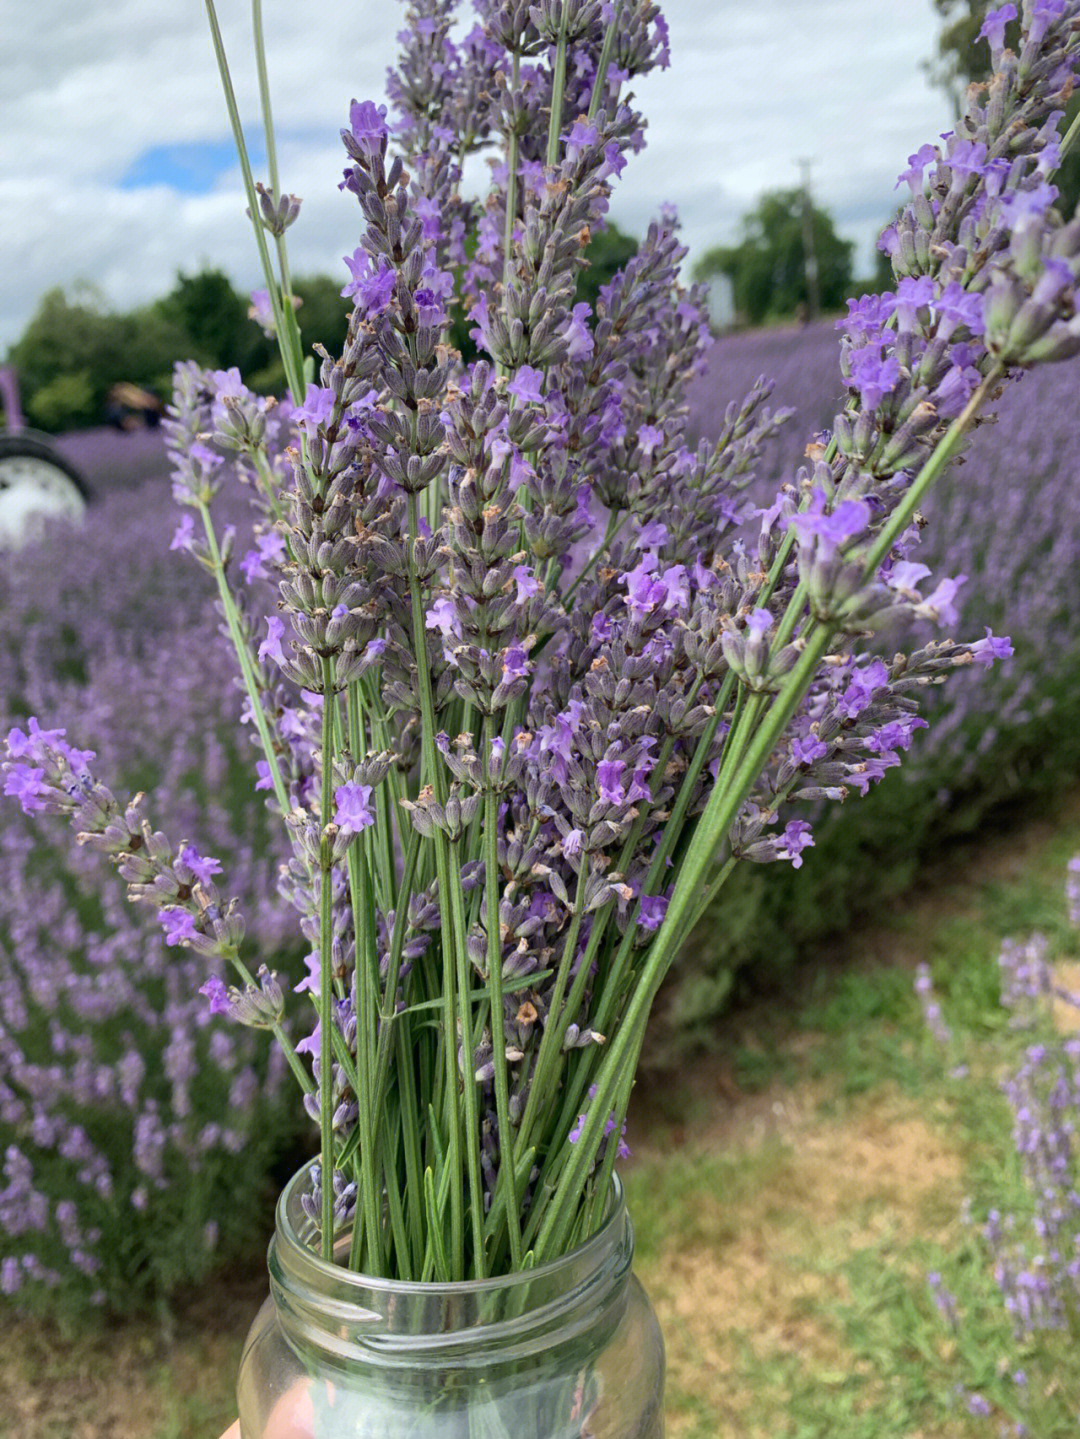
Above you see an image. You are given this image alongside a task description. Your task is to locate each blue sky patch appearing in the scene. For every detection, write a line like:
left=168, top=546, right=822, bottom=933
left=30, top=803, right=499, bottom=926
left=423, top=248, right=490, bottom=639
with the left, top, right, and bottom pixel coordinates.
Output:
left=119, top=139, right=266, bottom=194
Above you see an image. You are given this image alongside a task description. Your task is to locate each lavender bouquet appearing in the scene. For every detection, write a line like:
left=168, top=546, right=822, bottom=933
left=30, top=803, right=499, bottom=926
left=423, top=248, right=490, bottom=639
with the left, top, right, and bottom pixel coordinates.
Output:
left=7, top=0, right=1080, bottom=1424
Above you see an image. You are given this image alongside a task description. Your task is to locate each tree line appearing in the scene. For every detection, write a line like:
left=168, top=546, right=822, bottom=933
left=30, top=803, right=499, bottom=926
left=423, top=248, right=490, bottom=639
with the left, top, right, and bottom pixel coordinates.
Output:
left=5, top=225, right=638, bottom=433
left=5, top=271, right=352, bottom=433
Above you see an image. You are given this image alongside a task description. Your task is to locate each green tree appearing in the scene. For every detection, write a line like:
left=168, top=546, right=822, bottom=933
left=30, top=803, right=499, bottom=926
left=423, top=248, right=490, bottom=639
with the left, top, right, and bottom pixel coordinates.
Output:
left=577, top=222, right=639, bottom=315
left=928, top=1, right=1080, bottom=212
left=7, top=286, right=190, bottom=432
left=692, top=189, right=854, bottom=325
left=155, top=267, right=251, bottom=371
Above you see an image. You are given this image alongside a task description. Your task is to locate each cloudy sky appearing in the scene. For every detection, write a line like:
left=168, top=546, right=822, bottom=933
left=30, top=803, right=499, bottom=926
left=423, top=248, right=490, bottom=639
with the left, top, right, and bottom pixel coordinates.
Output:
left=0, top=0, right=954, bottom=349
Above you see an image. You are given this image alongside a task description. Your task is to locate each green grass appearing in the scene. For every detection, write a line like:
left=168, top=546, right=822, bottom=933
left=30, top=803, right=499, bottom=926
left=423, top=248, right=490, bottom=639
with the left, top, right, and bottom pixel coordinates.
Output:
left=623, top=803, right=1080, bottom=1437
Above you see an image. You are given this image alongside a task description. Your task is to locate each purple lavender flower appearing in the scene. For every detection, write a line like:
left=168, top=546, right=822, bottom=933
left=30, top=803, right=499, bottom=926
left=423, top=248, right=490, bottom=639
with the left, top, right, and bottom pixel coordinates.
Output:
left=258, top=616, right=288, bottom=667
left=342, top=250, right=397, bottom=314
left=3, top=763, right=49, bottom=814
left=426, top=597, right=461, bottom=639
left=776, top=821, right=814, bottom=870
left=179, top=845, right=223, bottom=887
left=789, top=491, right=870, bottom=555
left=596, top=759, right=627, bottom=807
left=200, top=975, right=232, bottom=1016
left=296, top=386, right=336, bottom=434
left=980, top=4, right=1018, bottom=51
left=638, top=895, right=668, bottom=931
left=158, top=909, right=200, bottom=946
left=506, top=366, right=545, bottom=404
left=347, top=99, right=390, bottom=160
left=334, top=782, right=375, bottom=834
left=170, top=513, right=197, bottom=552
left=240, top=532, right=286, bottom=583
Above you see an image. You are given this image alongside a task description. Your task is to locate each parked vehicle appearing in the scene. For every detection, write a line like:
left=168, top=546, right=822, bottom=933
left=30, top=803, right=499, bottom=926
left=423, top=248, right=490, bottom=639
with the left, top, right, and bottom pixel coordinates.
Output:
left=0, top=366, right=90, bottom=546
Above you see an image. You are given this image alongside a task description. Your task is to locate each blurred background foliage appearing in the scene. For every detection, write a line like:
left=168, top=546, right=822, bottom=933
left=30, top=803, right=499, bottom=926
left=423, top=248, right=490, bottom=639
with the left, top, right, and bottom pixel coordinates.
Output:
left=4, top=224, right=642, bottom=434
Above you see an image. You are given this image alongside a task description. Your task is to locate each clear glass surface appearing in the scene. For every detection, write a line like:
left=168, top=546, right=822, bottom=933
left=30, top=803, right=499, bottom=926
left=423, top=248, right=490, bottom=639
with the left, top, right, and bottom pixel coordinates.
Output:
left=237, top=1164, right=665, bottom=1438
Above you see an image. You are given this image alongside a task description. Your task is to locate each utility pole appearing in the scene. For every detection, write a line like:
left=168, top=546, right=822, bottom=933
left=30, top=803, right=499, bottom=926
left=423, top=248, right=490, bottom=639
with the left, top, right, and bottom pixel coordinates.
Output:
left=797, top=157, right=820, bottom=322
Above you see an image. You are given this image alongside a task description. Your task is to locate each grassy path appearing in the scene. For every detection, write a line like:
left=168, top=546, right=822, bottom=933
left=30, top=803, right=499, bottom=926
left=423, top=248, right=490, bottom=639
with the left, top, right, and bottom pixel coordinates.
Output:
left=4, top=789, right=1080, bottom=1437
left=628, top=786, right=1080, bottom=1437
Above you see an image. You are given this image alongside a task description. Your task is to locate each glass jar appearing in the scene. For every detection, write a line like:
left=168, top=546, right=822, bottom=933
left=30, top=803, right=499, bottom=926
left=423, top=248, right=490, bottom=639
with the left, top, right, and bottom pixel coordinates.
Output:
left=237, top=1163, right=665, bottom=1438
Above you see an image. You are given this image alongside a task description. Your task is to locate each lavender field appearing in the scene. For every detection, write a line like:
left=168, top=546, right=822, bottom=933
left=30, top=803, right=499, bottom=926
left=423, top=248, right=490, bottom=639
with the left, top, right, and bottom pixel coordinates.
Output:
left=51, top=425, right=167, bottom=494
left=30, top=326, right=1080, bottom=1051
left=0, top=474, right=299, bottom=1314
left=5, top=316, right=1080, bottom=1319
left=660, top=319, right=1080, bottom=1038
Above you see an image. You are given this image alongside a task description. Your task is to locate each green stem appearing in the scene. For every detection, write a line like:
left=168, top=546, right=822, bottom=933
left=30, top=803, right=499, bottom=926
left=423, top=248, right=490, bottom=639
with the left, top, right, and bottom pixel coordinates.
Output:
left=546, top=4, right=571, bottom=169
left=317, top=656, right=337, bottom=1261
left=344, top=686, right=384, bottom=1273
left=584, top=1060, right=634, bottom=1235
left=860, top=364, right=1002, bottom=579
left=517, top=688, right=735, bottom=1250
left=250, top=0, right=304, bottom=380
left=229, top=952, right=313, bottom=1097
left=515, top=863, right=589, bottom=1153
left=248, top=448, right=288, bottom=524
left=445, top=843, right=488, bottom=1275
left=251, top=0, right=279, bottom=200
left=1060, top=102, right=1080, bottom=161
left=405, top=492, right=465, bottom=1276
left=587, top=1, right=623, bottom=120
left=503, top=51, right=521, bottom=295
left=369, top=826, right=422, bottom=1116
left=482, top=719, right=522, bottom=1268
left=203, top=0, right=304, bottom=402
left=396, top=1022, right=426, bottom=1271
left=197, top=502, right=290, bottom=818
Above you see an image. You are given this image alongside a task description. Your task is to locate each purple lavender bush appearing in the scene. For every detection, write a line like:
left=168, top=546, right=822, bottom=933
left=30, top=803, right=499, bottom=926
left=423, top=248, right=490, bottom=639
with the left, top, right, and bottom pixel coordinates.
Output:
left=0, top=487, right=299, bottom=1315
left=917, top=860, right=1080, bottom=1433
left=671, top=307, right=1080, bottom=1047
left=52, top=424, right=168, bottom=493
left=7, top=1, right=1080, bottom=1352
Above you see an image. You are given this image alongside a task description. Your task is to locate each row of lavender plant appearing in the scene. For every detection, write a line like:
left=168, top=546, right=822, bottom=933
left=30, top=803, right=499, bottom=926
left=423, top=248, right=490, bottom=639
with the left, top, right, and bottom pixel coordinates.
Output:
left=671, top=302, right=1080, bottom=1040
left=0, top=482, right=299, bottom=1314
left=917, top=859, right=1080, bottom=1433
left=691, top=316, right=1080, bottom=808
left=8, top=0, right=1080, bottom=1289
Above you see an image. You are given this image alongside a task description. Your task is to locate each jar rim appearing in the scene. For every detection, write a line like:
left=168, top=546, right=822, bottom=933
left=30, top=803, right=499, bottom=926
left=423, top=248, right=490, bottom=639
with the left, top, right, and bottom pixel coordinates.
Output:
left=274, top=1158, right=626, bottom=1298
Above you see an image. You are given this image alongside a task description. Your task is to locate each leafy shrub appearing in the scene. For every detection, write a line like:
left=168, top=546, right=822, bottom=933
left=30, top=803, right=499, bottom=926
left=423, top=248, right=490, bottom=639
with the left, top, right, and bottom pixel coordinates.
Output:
left=25, top=371, right=96, bottom=432
left=0, top=486, right=301, bottom=1316
left=659, top=323, right=1080, bottom=1051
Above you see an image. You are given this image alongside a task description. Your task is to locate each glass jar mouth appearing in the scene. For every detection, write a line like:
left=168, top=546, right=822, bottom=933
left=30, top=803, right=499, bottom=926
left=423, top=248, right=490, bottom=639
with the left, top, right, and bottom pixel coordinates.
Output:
left=267, top=1160, right=633, bottom=1368
left=275, top=1158, right=626, bottom=1296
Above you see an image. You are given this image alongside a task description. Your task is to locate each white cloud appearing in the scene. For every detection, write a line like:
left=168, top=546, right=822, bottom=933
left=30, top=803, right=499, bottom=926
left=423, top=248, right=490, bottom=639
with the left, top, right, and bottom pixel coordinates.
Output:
left=1, top=0, right=953, bottom=348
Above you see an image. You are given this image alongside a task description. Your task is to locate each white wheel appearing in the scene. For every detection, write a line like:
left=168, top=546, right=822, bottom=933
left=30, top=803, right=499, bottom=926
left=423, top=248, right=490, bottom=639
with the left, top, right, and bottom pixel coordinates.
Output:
left=0, top=435, right=89, bottom=548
